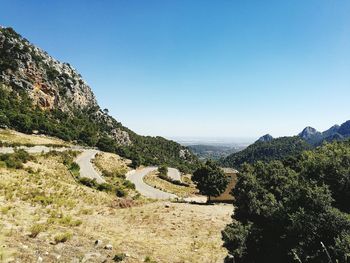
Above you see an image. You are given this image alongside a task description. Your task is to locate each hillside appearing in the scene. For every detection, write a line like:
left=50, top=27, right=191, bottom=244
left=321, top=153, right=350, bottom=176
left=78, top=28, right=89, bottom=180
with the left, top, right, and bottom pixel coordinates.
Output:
left=0, top=26, right=198, bottom=172
left=221, top=120, right=350, bottom=169
left=0, top=131, right=231, bottom=262
left=220, top=136, right=312, bottom=169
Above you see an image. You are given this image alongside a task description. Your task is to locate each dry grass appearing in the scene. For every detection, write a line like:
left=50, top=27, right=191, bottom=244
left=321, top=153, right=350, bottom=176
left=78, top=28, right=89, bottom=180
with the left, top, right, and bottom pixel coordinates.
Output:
left=0, top=151, right=232, bottom=262
left=0, top=129, right=69, bottom=146
left=94, top=151, right=131, bottom=173
left=144, top=171, right=198, bottom=198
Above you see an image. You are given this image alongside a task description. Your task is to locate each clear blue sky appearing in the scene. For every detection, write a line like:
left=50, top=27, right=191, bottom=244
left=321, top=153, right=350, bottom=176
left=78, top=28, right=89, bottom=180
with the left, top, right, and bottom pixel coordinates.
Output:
left=2, top=0, right=350, bottom=140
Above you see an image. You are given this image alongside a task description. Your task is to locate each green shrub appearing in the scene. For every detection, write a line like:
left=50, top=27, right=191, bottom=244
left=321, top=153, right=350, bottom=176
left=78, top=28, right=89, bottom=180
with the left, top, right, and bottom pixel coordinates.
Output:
left=78, top=177, right=98, bottom=188
left=123, top=180, right=135, bottom=189
left=54, top=232, right=72, bottom=243
left=116, top=188, right=127, bottom=197
left=29, top=223, right=47, bottom=238
left=0, top=149, right=33, bottom=169
left=113, top=253, right=127, bottom=262
left=97, top=182, right=114, bottom=192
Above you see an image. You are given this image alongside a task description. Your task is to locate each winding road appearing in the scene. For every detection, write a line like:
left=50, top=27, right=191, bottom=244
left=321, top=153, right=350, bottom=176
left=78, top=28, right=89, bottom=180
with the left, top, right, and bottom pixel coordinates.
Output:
left=0, top=146, right=179, bottom=199
left=126, top=167, right=177, bottom=199
left=75, top=150, right=105, bottom=184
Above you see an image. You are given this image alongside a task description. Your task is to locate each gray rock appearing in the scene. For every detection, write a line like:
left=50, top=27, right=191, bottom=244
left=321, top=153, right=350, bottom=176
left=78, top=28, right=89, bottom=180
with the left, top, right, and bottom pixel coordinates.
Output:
left=94, top=239, right=103, bottom=247
left=104, top=244, right=113, bottom=250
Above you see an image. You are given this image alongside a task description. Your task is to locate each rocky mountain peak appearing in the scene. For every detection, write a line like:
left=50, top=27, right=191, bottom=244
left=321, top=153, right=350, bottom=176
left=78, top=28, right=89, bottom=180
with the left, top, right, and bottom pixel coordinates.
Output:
left=0, top=27, right=98, bottom=111
left=257, top=134, right=274, bottom=143
left=298, top=127, right=321, bottom=139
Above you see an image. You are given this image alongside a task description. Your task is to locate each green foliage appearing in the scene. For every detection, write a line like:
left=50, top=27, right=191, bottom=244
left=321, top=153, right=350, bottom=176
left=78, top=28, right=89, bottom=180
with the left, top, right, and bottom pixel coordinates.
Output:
left=297, top=140, right=350, bottom=212
left=0, top=149, right=33, bottom=169
left=192, top=160, right=229, bottom=201
left=221, top=136, right=312, bottom=169
left=54, top=232, right=72, bottom=243
left=113, top=253, right=127, bottom=262
left=158, top=165, right=168, bottom=177
left=223, top=140, right=350, bottom=263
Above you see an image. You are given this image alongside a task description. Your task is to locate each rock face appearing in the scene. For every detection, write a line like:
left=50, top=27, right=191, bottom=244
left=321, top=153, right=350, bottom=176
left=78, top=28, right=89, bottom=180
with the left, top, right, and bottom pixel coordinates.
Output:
left=257, top=134, right=273, bottom=143
left=338, top=121, right=350, bottom=137
left=298, top=127, right=321, bottom=140
left=0, top=27, right=97, bottom=111
left=322, top=125, right=340, bottom=138
left=298, top=121, right=350, bottom=146
left=298, top=127, right=323, bottom=145
left=0, top=26, right=131, bottom=146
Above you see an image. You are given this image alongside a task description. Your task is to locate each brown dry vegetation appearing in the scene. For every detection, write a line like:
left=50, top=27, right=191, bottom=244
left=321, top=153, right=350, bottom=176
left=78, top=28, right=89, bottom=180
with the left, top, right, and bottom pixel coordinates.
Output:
left=0, top=129, right=69, bottom=146
left=0, top=152, right=232, bottom=262
left=144, top=171, right=198, bottom=198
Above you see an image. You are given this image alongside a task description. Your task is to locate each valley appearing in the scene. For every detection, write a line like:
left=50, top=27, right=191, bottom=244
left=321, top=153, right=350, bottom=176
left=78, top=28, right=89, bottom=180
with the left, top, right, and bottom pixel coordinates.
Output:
left=1, top=21, right=350, bottom=263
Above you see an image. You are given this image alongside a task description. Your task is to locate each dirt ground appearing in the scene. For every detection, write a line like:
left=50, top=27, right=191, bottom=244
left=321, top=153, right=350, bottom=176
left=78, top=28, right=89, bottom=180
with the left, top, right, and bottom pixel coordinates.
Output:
left=0, top=129, right=69, bottom=146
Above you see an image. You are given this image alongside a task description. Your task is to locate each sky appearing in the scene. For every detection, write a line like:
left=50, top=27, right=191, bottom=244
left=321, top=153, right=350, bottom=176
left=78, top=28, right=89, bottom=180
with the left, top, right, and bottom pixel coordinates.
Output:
left=1, top=0, right=350, bottom=141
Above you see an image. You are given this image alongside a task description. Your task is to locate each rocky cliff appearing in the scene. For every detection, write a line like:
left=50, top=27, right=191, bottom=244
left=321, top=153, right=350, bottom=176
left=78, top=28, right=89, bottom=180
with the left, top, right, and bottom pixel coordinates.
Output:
left=0, top=26, right=97, bottom=111
left=0, top=26, right=197, bottom=171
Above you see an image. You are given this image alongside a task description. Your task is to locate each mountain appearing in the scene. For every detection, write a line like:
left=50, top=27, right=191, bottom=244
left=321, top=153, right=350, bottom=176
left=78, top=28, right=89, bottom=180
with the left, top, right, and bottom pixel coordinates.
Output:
left=221, top=120, right=350, bottom=169
left=298, top=126, right=323, bottom=145
left=298, top=122, right=350, bottom=145
left=0, top=26, right=198, bottom=172
left=256, top=134, right=273, bottom=143
left=338, top=120, right=350, bottom=137
left=322, top=125, right=340, bottom=138
left=220, top=136, right=311, bottom=169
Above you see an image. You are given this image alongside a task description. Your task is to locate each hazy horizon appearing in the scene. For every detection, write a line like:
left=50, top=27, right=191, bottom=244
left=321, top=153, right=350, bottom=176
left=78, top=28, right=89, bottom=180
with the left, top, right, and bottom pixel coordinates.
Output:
left=3, top=1, right=350, bottom=138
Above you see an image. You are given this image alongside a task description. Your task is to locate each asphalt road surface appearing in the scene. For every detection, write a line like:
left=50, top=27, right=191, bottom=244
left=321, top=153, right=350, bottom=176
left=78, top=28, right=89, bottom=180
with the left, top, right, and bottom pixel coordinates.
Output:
left=126, top=167, right=178, bottom=199
left=75, top=150, right=105, bottom=184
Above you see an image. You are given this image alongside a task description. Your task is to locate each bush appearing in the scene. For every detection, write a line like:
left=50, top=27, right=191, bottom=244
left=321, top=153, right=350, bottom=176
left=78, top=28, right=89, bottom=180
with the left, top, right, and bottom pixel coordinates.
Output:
left=158, top=165, right=168, bottom=177
left=113, top=253, right=127, bottom=262
left=54, top=232, right=72, bottom=243
left=29, top=223, right=47, bottom=238
left=123, top=180, right=135, bottom=189
left=97, top=182, right=114, bottom=192
left=116, top=188, right=127, bottom=197
left=78, top=177, right=98, bottom=188
left=0, top=149, right=33, bottom=169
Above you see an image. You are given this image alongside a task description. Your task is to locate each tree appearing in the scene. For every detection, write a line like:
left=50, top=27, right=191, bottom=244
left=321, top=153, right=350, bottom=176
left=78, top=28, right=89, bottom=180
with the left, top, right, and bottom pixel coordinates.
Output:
left=192, top=161, right=229, bottom=202
left=158, top=165, right=168, bottom=177
left=222, top=159, right=350, bottom=263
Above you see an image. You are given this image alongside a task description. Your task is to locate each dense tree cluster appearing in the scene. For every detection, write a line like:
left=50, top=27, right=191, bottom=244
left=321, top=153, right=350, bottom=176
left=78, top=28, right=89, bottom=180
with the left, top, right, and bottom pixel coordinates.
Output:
left=221, top=136, right=312, bottom=169
left=222, top=140, right=350, bottom=263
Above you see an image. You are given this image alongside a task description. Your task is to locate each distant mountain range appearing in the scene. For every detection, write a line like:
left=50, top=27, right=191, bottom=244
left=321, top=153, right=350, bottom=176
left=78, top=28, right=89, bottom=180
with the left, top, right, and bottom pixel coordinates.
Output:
left=299, top=121, right=350, bottom=145
left=221, top=120, right=350, bottom=169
